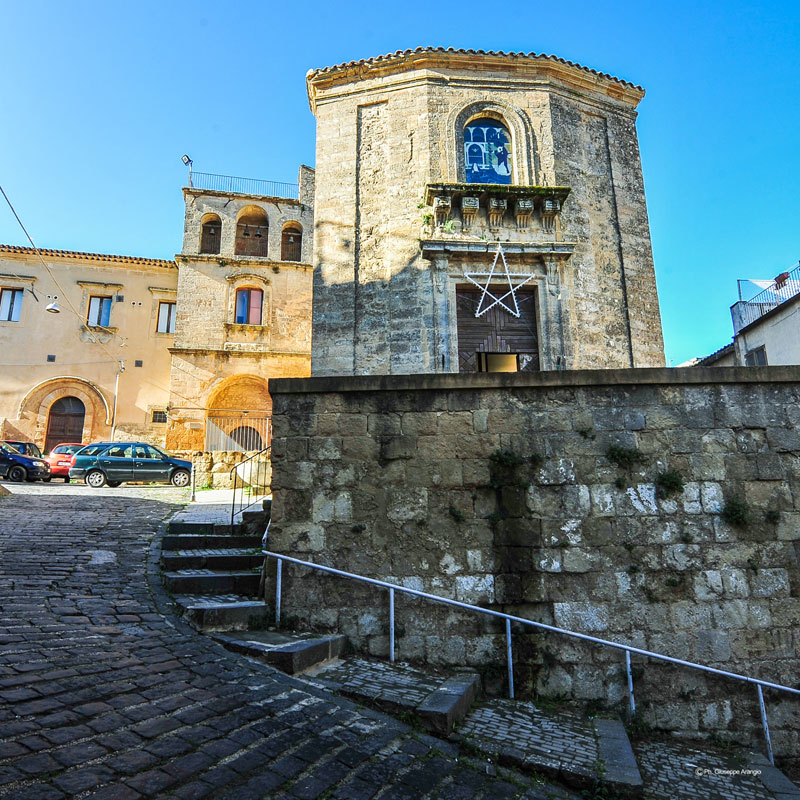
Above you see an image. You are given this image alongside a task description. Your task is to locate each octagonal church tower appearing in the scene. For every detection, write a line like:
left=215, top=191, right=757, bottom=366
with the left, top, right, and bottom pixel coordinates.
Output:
left=307, top=47, right=664, bottom=376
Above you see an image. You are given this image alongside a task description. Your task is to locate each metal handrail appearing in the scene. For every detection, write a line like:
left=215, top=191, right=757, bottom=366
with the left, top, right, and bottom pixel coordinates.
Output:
left=737, top=262, right=800, bottom=329
left=189, top=171, right=299, bottom=200
left=230, top=446, right=271, bottom=533
left=263, top=549, right=799, bottom=765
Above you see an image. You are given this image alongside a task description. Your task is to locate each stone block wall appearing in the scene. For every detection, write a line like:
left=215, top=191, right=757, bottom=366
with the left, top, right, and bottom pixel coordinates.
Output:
left=176, top=450, right=272, bottom=490
left=268, top=367, right=800, bottom=764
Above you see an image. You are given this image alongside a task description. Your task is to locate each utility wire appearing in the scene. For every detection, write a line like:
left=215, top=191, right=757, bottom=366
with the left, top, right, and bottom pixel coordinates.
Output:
left=0, top=180, right=124, bottom=365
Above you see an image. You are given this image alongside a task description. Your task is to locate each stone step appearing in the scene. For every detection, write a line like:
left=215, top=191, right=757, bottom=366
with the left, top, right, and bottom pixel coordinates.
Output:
left=171, top=594, right=271, bottom=631
left=166, top=521, right=243, bottom=536
left=634, top=738, right=800, bottom=800
left=161, top=533, right=263, bottom=550
left=210, top=630, right=347, bottom=675
left=309, top=657, right=480, bottom=736
left=457, top=699, right=606, bottom=792
left=160, top=549, right=263, bottom=571
left=162, top=569, right=261, bottom=595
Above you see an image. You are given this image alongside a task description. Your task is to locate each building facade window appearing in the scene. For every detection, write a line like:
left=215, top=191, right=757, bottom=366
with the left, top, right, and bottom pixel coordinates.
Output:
left=235, top=287, right=263, bottom=325
left=151, top=410, right=168, bottom=424
left=464, top=117, right=512, bottom=184
left=0, top=288, right=23, bottom=322
left=281, top=223, right=302, bottom=262
left=744, top=346, right=767, bottom=367
left=235, top=207, right=269, bottom=258
left=200, top=215, right=221, bottom=254
left=156, top=301, right=176, bottom=333
left=87, top=295, right=112, bottom=327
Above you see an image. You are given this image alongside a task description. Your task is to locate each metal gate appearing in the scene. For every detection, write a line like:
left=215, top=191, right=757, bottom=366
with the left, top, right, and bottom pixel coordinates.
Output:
left=204, top=413, right=271, bottom=453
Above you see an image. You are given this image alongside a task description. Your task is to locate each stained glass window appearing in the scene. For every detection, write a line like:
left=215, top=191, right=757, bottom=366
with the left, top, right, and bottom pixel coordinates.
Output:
left=464, top=117, right=512, bottom=184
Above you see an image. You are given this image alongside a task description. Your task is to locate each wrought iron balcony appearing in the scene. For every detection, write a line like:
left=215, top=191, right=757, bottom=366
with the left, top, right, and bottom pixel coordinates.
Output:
left=731, top=262, right=800, bottom=333
left=188, top=171, right=299, bottom=200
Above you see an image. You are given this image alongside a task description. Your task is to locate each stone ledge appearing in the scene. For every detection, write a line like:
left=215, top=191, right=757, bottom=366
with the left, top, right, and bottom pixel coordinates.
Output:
left=270, top=366, right=800, bottom=395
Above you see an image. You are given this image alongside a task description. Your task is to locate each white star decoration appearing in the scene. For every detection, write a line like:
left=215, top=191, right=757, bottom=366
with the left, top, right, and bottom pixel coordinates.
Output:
left=463, top=244, right=536, bottom=318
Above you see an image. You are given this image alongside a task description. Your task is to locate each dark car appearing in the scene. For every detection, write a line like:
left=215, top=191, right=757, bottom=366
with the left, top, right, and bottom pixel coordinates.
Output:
left=4, top=440, right=43, bottom=459
left=0, top=441, right=52, bottom=482
left=69, top=442, right=192, bottom=488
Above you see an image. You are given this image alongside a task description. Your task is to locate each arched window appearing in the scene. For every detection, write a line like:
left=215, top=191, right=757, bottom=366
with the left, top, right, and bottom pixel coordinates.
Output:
left=464, top=117, right=512, bottom=184
left=281, top=223, right=302, bottom=262
left=235, top=287, right=263, bottom=325
left=230, top=425, right=263, bottom=451
left=235, top=207, right=269, bottom=257
left=200, top=214, right=221, bottom=254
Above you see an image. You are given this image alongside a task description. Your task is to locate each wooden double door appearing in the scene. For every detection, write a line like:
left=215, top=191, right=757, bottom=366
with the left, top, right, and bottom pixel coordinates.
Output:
left=456, top=285, right=539, bottom=373
left=44, top=396, right=85, bottom=454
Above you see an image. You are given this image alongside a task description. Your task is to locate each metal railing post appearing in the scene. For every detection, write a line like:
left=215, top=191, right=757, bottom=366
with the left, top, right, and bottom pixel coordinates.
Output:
left=757, top=685, right=774, bottom=765
left=626, top=649, right=636, bottom=715
left=506, top=618, right=514, bottom=699
left=275, top=557, right=282, bottom=628
left=230, top=465, right=237, bottom=534
left=389, top=588, right=395, bottom=663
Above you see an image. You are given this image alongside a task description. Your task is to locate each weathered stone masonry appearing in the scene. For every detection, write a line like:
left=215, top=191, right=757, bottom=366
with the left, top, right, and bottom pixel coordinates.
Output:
left=268, top=367, right=800, bottom=765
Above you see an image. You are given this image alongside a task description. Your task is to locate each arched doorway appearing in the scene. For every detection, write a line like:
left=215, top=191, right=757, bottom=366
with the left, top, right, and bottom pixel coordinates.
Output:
left=44, top=396, right=86, bottom=453
left=205, top=376, right=272, bottom=452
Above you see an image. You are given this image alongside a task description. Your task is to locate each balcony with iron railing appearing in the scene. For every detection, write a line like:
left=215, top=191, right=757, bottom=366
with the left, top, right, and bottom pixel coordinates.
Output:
left=731, top=262, right=800, bottom=334
left=188, top=171, right=299, bottom=200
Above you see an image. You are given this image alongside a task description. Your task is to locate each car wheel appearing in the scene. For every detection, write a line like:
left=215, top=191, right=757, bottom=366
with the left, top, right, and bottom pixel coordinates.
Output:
left=171, top=469, right=190, bottom=487
left=85, top=470, right=106, bottom=488
left=106, top=481, right=122, bottom=488
left=64, top=477, right=70, bottom=483
left=8, top=466, right=27, bottom=482
left=42, top=476, right=52, bottom=483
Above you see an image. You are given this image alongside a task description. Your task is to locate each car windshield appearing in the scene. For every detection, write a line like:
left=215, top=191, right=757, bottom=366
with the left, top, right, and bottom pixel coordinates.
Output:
left=150, top=445, right=170, bottom=459
left=0, top=442, right=17, bottom=454
left=77, top=444, right=111, bottom=457
left=26, top=444, right=42, bottom=458
left=53, top=445, right=82, bottom=455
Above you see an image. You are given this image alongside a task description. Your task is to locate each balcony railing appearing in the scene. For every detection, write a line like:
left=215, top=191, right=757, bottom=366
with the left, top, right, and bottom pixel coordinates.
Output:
left=732, top=262, right=800, bottom=332
left=189, top=171, right=299, bottom=200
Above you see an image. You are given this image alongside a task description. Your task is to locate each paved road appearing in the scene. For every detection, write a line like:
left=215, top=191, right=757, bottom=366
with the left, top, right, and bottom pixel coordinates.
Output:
left=0, top=484, right=572, bottom=799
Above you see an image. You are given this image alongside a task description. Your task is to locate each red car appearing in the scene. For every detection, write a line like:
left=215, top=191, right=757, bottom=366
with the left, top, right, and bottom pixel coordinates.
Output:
left=45, top=443, right=84, bottom=482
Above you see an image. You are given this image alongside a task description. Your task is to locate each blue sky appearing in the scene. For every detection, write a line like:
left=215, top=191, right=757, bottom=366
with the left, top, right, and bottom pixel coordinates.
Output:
left=1, top=0, right=798, bottom=365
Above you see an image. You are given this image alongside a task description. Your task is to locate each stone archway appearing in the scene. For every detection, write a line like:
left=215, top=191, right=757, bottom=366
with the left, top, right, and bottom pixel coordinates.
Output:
left=16, top=377, right=111, bottom=450
left=205, top=376, right=272, bottom=452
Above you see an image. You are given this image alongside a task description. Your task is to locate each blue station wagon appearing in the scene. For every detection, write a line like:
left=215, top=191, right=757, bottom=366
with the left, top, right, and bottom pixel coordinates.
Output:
left=69, top=442, right=192, bottom=488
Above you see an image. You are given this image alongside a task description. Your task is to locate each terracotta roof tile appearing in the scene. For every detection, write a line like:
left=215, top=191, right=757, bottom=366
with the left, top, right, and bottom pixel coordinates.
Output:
left=307, top=47, right=642, bottom=90
left=0, top=244, right=176, bottom=269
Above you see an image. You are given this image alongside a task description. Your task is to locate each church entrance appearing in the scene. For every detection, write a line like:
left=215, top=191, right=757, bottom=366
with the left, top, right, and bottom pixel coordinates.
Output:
left=44, top=396, right=86, bottom=453
left=456, top=285, right=539, bottom=373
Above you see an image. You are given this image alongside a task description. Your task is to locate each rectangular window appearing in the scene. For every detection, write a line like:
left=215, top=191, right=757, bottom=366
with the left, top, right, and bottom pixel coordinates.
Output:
left=87, top=295, right=112, bottom=327
left=151, top=410, right=168, bottom=424
left=0, top=288, right=23, bottom=322
left=235, top=288, right=262, bottom=325
left=744, top=346, right=767, bottom=367
left=157, top=301, right=176, bottom=333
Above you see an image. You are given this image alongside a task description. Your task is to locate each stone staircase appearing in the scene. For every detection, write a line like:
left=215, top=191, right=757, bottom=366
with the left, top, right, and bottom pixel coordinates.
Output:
left=159, top=519, right=800, bottom=799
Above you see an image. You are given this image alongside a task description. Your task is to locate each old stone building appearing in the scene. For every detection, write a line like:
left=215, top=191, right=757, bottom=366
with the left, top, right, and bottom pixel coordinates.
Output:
left=0, top=167, right=314, bottom=456
left=165, top=168, right=315, bottom=451
left=308, top=48, right=665, bottom=376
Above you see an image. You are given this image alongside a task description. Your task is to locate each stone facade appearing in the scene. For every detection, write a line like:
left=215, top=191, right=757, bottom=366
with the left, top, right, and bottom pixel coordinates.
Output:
left=164, top=166, right=315, bottom=450
left=308, top=49, right=665, bottom=376
left=268, top=367, right=800, bottom=764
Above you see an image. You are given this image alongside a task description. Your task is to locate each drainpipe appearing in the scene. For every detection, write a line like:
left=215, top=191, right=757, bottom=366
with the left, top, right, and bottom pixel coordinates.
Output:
left=109, top=361, right=125, bottom=442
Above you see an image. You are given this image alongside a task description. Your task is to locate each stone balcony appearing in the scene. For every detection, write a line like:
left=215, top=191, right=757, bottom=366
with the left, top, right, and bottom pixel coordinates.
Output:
left=423, top=183, right=571, bottom=234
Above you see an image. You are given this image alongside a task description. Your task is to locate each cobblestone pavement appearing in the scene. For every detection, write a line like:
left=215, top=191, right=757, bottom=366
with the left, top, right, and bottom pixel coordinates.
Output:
left=457, top=701, right=597, bottom=783
left=0, top=484, right=572, bottom=799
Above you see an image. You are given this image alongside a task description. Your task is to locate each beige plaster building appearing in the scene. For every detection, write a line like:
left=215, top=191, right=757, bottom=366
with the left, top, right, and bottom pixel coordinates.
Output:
left=0, top=245, right=176, bottom=450
left=307, top=48, right=665, bottom=376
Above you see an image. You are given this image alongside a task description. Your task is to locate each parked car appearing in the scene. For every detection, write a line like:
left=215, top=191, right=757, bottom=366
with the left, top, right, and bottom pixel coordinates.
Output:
left=0, top=441, right=51, bottom=482
left=69, top=442, right=192, bottom=488
left=44, top=443, right=85, bottom=482
left=4, top=440, right=43, bottom=459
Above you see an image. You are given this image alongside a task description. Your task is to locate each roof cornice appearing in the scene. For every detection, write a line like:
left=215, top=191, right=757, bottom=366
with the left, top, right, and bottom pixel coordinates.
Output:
left=306, top=47, right=645, bottom=113
left=0, top=244, right=176, bottom=270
